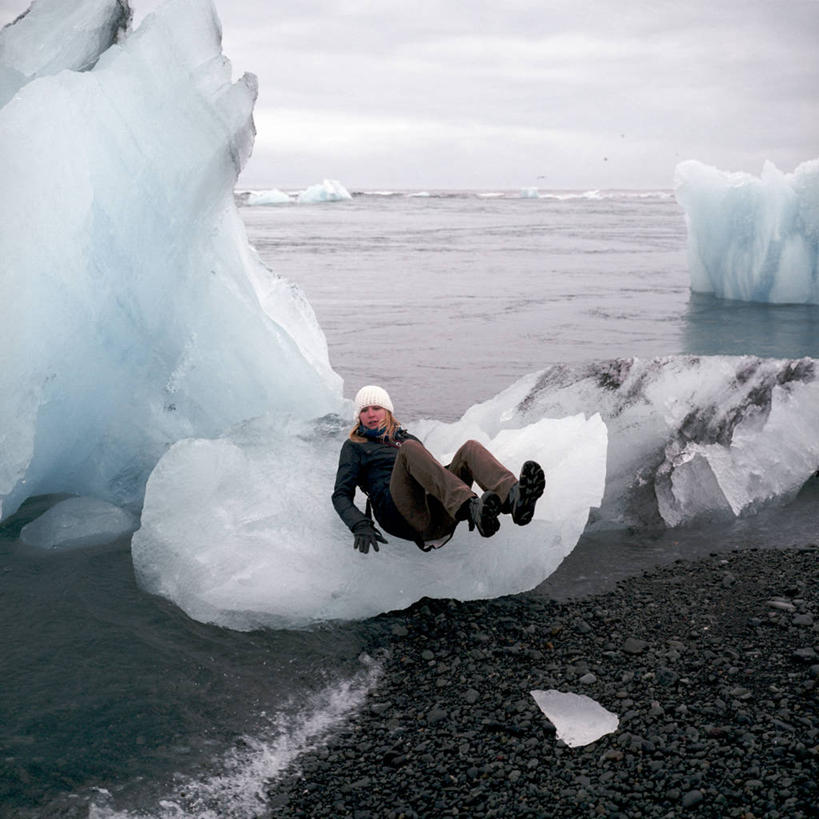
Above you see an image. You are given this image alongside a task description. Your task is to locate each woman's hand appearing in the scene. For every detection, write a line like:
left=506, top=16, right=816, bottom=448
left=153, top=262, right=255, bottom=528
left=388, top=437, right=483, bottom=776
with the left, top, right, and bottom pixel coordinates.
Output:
left=352, top=520, right=387, bottom=554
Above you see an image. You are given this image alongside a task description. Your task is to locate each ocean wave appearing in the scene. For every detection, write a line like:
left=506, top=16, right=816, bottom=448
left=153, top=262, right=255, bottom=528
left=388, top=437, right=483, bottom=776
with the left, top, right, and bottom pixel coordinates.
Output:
left=86, top=658, right=382, bottom=818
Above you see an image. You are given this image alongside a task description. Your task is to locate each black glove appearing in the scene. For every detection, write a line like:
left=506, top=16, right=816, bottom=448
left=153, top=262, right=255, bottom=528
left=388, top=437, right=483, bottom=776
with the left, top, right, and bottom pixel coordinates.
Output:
left=352, top=520, right=387, bottom=554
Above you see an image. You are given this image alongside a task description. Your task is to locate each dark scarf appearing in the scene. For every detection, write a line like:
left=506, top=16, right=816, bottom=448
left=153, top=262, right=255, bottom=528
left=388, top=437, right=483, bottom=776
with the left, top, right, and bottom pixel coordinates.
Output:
left=357, top=424, right=404, bottom=447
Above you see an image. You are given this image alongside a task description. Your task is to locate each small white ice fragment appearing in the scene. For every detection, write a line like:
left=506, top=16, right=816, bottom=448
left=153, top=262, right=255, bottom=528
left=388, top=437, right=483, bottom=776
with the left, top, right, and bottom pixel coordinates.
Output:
left=530, top=689, right=619, bottom=747
left=20, top=497, right=138, bottom=550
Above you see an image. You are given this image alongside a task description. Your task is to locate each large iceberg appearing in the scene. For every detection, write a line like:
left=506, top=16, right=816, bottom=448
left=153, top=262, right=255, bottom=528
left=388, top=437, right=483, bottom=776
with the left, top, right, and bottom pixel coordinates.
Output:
left=675, top=159, right=819, bottom=304
left=2, top=0, right=608, bottom=628
left=132, top=411, right=607, bottom=630
left=417, top=356, right=819, bottom=530
left=0, top=0, right=340, bottom=521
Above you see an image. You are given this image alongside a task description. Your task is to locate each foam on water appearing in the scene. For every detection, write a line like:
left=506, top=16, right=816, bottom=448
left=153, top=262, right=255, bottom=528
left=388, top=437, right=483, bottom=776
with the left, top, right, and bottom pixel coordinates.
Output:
left=86, top=658, right=381, bottom=818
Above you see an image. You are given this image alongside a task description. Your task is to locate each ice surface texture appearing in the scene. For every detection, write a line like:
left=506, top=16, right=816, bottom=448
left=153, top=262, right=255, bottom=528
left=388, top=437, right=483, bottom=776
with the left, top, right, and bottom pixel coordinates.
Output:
left=132, top=412, right=607, bottom=630
left=419, top=356, right=819, bottom=530
left=675, top=159, right=819, bottom=304
left=530, top=690, right=619, bottom=747
left=0, top=0, right=340, bottom=521
left=0, top=0, right=129, bottom=107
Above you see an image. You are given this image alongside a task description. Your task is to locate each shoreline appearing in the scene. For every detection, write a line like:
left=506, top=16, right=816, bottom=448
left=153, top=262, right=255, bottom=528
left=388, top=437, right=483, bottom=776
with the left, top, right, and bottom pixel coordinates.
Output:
left=267, top=545, right=818, bottom=817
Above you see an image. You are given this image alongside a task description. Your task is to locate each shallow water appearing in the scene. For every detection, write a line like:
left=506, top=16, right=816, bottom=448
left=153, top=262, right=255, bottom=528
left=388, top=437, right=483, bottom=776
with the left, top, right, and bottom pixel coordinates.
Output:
left=0, top=498, right=379, bottom=817
left=4, top=190, right=817, bottom=818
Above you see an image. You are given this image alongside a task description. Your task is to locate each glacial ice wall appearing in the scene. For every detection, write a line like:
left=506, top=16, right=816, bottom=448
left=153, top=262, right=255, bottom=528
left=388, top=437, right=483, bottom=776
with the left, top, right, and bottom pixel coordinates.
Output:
left=416, top=356, right=819, bottom=530
left=0, top=0, right=129, bottom=107
left=132, top=411, right=607, bottom=629
left=0, top=0, right=341, bottom=520
left=675, top=159, right=819, bottom=304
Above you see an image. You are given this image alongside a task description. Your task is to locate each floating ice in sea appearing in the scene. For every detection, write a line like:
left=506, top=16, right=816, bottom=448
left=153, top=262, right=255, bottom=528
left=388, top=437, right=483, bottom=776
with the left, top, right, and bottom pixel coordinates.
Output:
left=297, top=179, right=352, bottom=204
left=132, top=410, right=607, bottom=630
left=416, top=356, right=819, bottom=530
left=675, top=159, right=819, bottom=304
left=0, top=0, right=341, bottom=522
left=245, top=188, right=292, bottom=205
left=520, top=187, right=539, bottom=198
left=530, top=690, right=619, bottom=747
left=20, top=497, right=138, bottom=550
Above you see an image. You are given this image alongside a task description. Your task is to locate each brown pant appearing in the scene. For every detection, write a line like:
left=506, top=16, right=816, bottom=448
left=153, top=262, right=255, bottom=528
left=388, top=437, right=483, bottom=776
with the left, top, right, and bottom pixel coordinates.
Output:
left=389, top=439, right=517, bottom=540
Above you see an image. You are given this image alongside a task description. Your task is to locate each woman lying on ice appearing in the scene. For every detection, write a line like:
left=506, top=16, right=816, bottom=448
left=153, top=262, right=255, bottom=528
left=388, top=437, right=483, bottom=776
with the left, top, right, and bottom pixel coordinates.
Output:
left=332, top=385, right=546, bottom=554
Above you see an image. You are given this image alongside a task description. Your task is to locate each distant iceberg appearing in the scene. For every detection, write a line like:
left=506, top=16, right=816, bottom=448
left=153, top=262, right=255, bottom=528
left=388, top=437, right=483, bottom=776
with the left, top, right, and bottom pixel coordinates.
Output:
left=520, top=187, right=539, bottom=198
left=675, top=159, right=819, bottom=304
left=297, top=179, right=352, bottom=204
left=245, top=188, right=292, bottom=205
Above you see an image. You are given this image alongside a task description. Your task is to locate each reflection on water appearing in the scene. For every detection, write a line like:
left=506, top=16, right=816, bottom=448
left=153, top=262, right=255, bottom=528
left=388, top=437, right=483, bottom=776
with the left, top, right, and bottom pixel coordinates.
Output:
left=683, top=292, right=819, bottom=359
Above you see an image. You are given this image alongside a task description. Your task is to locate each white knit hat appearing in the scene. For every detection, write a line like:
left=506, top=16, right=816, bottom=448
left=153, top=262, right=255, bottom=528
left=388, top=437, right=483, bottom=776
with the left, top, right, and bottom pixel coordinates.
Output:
left=353, top=385, right=394, bottom=420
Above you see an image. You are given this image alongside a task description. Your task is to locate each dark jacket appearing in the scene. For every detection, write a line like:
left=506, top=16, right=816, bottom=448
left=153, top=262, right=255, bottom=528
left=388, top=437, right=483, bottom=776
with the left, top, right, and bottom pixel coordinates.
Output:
left=332, top=428, right=420, bottom=541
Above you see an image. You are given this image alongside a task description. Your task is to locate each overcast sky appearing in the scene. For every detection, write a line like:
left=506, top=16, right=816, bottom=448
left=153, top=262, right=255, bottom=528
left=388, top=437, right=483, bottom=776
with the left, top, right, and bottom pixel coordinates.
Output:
left=3, top=0, right=818, bottom=189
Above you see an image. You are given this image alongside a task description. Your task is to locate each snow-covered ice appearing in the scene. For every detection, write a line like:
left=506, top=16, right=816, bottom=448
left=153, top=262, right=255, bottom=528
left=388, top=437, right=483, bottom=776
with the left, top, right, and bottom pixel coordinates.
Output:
left=20, top=497, right=138, bottom=550
left=530, top=690, right=619, bottom=747
left=0, top=0, right=340, bottom=521
left=297, top=179, right=352, bottom=204
left=416, top=356, right=819, bottom=530
left=675, top=159, right=819, bottom=304
left=132, top=410, right=607, bottom=629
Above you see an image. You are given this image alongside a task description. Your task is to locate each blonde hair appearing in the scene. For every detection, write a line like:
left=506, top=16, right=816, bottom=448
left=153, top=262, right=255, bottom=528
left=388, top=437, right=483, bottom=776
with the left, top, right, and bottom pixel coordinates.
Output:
left=349, top=409, right=402, bottom=442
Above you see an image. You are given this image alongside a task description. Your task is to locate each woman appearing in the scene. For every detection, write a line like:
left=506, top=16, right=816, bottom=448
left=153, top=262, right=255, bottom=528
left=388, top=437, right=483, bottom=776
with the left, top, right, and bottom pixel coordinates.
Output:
left=332, top=385, right=546, bottom=554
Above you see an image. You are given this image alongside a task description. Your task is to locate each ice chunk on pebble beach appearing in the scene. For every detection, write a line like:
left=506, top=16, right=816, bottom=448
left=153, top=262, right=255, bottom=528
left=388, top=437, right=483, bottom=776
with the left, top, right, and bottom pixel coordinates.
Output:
left=530, top=690, right=619, bottom=747
left=132, top=411, right=608, bottom=629
left=675, top=159, right=819, bottom=304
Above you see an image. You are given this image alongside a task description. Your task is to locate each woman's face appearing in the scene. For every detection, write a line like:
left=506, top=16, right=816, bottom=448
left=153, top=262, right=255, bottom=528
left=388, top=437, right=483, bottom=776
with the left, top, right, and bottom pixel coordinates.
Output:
left=359, top=404, right=387, bottom=429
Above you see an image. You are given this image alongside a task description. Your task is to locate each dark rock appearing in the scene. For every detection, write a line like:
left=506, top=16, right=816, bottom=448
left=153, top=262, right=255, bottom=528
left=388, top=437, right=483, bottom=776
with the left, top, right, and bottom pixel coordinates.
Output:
left=426, top=707, right=448, bottom=724
left=622, top=637, right=648, bottom=655
left=265, top=548, right=819, bottom=819
left=682, top=788, right=704, bottom=808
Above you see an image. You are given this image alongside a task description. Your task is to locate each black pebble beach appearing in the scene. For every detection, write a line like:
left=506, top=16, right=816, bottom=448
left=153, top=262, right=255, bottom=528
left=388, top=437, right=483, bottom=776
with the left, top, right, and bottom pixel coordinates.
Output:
left=267, top=546, right=818, bottom=818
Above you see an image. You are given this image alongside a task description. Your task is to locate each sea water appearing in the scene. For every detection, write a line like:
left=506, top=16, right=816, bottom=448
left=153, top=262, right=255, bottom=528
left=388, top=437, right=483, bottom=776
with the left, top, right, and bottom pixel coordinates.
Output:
left=1, top=191, right=816, bottom=818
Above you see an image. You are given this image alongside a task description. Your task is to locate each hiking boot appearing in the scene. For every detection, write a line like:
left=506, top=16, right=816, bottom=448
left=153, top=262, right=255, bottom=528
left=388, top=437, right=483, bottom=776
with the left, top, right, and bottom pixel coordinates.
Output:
left=508, top=461, right=545, bottom=525
left=466, top=491, right=502, bottom=537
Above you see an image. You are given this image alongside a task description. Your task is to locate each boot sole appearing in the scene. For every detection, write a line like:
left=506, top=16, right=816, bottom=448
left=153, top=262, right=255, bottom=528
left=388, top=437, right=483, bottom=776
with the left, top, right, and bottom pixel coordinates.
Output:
left=476, top=491, right=502, bottom=537
left=512, top=461, right=545, bottom=526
